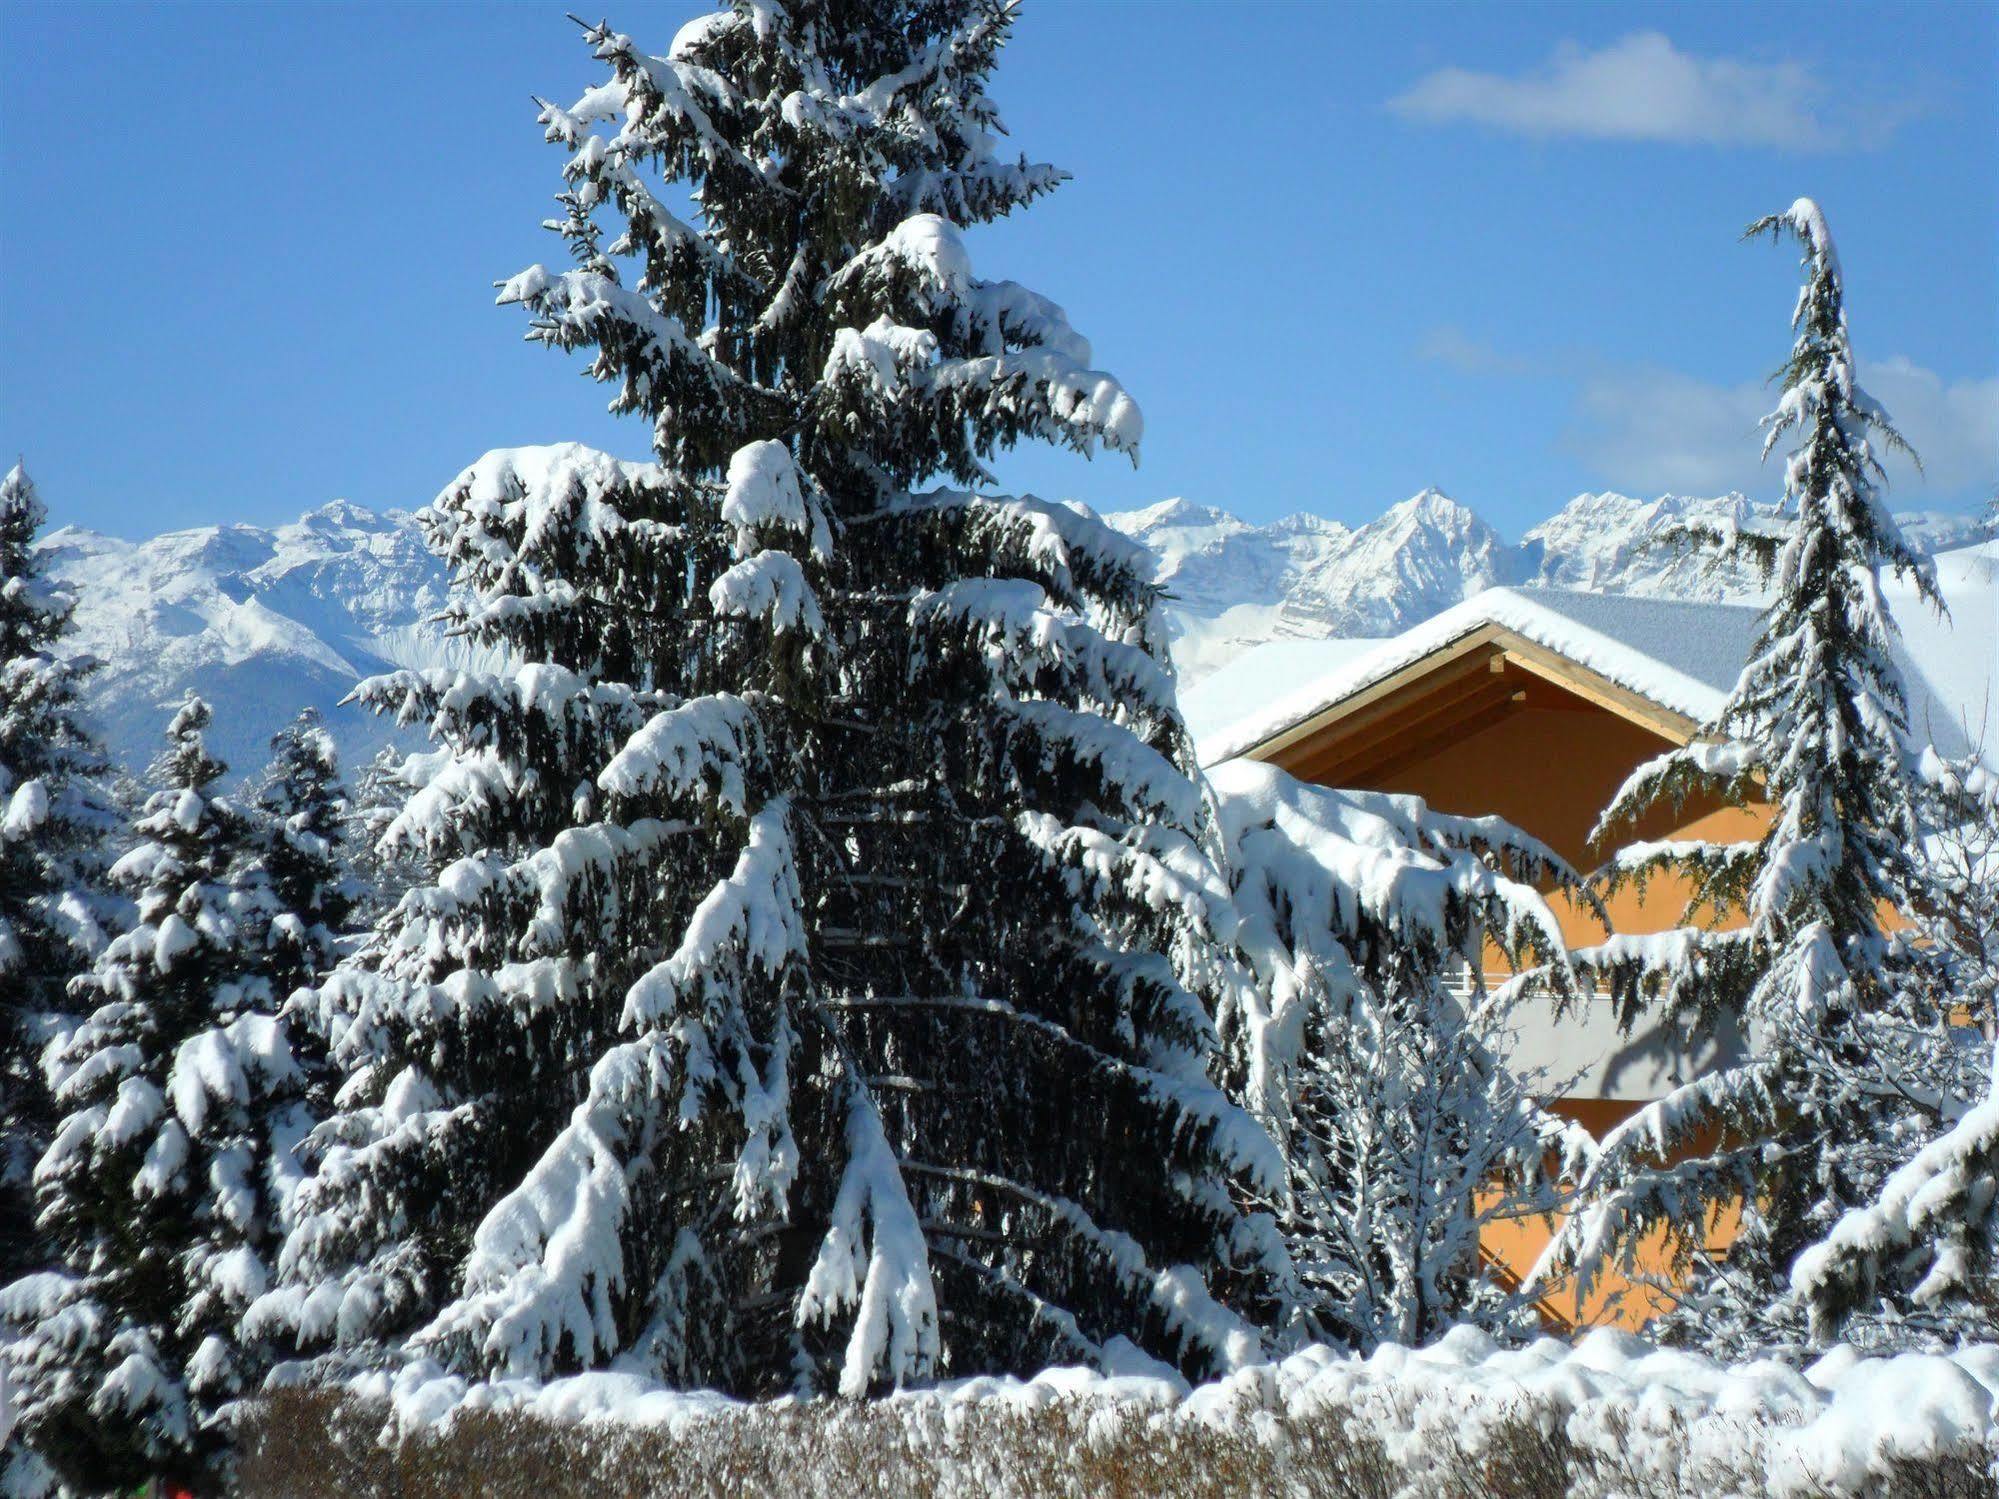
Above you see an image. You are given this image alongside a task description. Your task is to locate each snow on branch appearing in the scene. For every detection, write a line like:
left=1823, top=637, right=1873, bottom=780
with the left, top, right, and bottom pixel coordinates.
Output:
left=498, top=268, right=772, bottom=450
left=798, top=1079, right=940, bottom=1397
left=1532, top=1059, right=1782, bottom=1302
left=1016, top=812, right=1237, bottom=956
left=721, top=441, right=831, bottom=559
left=538, top=20, right=748, bottom=186
left=708, top=551, right=825, bottom=641
left=908, top=578, right=1177, bottom=726
left=622, top=803, right=807, bottom=1218
left=353, top=665, right=664, bottom=771
left=826, top=215, right=1093, bottom=367
left=1791, top=1047, right=1999, bottom=1337
left=997, top=699, right=1200, bottom=829
left=882, top=489, right=1158, bottom=622
left=166, top=1017, right=299, bottom=1140
left=1218, top=761, right=1572, bottom=978
left=420, top=1029, right=686, bottom=1378
left=598, top=694, right=766, bottom=816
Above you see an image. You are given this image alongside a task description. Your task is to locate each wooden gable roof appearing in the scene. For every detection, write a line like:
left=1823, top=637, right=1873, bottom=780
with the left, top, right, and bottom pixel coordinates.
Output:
left=1246, top=621, right=1704, bottom=789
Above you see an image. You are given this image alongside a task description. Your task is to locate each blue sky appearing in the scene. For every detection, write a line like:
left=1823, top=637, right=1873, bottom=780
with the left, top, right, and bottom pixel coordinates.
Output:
left=3, top=1, right=1993, bottom=540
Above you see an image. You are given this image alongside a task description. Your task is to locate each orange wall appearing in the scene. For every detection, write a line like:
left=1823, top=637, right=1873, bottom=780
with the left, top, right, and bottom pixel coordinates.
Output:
left=1365, top=701, right=1774, bottom=873
left=1372, top=702, right=1772, bottom=949
left=1372, top=704, right=1674, bottom=868
left=1478, top=1185, right=1740, bottom=1332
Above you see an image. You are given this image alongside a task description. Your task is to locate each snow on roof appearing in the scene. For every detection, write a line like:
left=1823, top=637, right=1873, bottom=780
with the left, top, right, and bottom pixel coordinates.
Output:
left=1887, top=543, right=1997, bottom=768
left=1187, top=550, right=1995, bottom=769
left=1185, top=587, right=1757, bottom=766
left=1176, top=637, right=1383, bottom=757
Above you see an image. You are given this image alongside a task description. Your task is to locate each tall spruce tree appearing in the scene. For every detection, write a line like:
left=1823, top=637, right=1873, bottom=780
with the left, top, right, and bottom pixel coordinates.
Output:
left=262, top=3, right=1282, bottom=1395
left=3, top=699, right=303, bottom=1493
left=1534, top=201, right=1975, bottom=1354
left=0, top=462, right=111, bottom=1283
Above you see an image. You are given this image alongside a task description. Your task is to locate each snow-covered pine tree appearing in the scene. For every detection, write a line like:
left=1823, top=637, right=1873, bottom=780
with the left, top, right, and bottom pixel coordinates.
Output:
left=0, top=462, right=111, bottom=1284
left=4, top=698, right=304, bottom=1493
left=254, top=709, right=356, bottom=999
left=263, top=3, right=1281, bottom=1396
left=1534, top=200, right=1974, bottom=1355
left=1216, top=760, right=1593, bottom=1350
left=344, top=744, right=426, bottom=929
left=1787, top=753, right=1999, bottom=1343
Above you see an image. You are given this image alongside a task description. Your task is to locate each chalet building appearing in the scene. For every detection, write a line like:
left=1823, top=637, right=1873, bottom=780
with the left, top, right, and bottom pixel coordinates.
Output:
left=1187, top=577, right=1991, bottom=1331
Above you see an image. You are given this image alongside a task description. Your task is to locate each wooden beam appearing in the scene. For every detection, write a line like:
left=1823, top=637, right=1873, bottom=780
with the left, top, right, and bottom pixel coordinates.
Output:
left=1314, top=689, right=1523, bottom=790
left=1275, top=665, right=1520, bottom=783
left=1516, top=688, right=1603, bottom=713
left=1491, top=633, right=1698, bottom=743
left=1243, top=625, right=1510, bottom=764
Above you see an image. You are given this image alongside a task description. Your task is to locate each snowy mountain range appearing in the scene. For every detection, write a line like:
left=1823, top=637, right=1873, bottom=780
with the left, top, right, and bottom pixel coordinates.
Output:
left=36, top=502, right=493, bottom=784
left=1106, top=488, right=1993, bottom=683
left=37, top=489, right=1992, bottom=781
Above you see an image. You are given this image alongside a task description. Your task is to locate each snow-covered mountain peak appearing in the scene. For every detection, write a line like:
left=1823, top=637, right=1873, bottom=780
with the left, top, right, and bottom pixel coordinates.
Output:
left=1526, top=489, right=1756, bottom=538
left=1392, top=485, right=1466, bottom=515
left=1103, top=495, right=1350, bottom=621
left=1522, top=491, right=1770, bottom=598
left=1276, top=489, right=1511, bottom=638
left=1108, top=495, right=1244, bottom=536
left=1367, top=487, right=1494, bottom=542
left=296, top=497, right=391, bottom=530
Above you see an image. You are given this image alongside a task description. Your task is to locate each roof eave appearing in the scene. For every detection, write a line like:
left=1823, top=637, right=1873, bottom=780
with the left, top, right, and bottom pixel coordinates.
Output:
left=1229, top=622, right=1703, bottom=769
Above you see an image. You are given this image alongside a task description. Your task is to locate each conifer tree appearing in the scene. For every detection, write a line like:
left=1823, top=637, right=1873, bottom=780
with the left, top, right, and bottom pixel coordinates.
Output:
left=263, top=3, right=1281, bottom=1395
left=344, top=744, right=425, bottom=928
left=1536, top=201, right=1973, bottom=1354
left=0, top=462, right=111, bottom=1283
left=254, top=709, right=356, bottom=998
left=1217, top=761, right=1593, bottom=1350
left=3, top=698, right=302, bottom=1493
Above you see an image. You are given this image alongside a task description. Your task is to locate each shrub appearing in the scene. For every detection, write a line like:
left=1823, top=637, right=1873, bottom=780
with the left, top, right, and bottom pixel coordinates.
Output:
left=235, top=1384, right=1995, bottom=1499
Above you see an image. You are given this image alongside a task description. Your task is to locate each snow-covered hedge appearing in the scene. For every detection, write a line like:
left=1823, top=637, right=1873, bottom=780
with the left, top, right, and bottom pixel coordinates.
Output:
left=235, top=1328, right=1999, bottom=1499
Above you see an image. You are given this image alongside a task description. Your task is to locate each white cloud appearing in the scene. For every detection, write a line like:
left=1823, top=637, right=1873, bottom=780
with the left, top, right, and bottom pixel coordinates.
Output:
left=1414, top=325, right=1535, bottom=377
left=1389, top=33, right=1848, bottom=150
left=1563, top=356, right=1998, bottom=504
left=1565, top=367, right=1770, bottom=493
left=1865, top=357, right=1999, bottom=499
